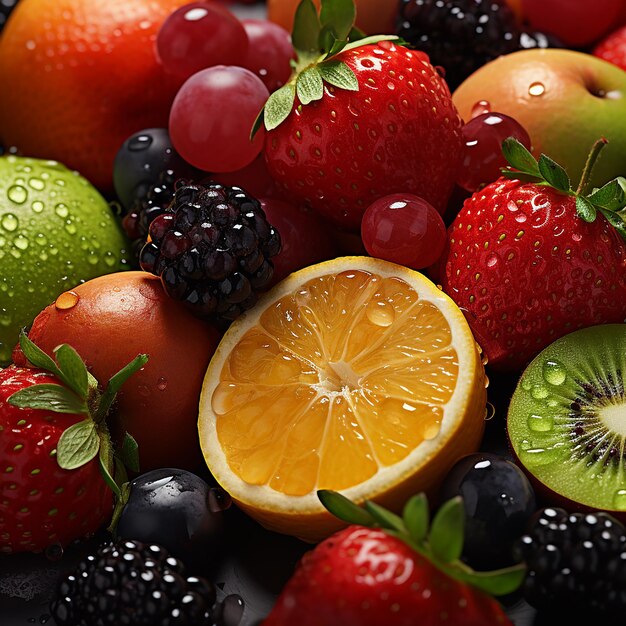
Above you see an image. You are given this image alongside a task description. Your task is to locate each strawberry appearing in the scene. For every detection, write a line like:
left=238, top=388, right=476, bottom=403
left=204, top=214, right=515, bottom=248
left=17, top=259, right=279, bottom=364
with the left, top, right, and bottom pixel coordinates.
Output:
left=258, top=0, right=463, bottom=231
left=265, top=492, right=522, bottom=626
left=594, top=25, right=626, bottom=72
left=0, top=333, right=146, bottom=553
left=438, top=138, right=626, bottom=371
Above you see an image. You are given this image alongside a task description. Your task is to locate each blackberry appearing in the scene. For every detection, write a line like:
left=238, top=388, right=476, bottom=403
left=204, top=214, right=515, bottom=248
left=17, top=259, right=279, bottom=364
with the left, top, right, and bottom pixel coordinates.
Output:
left=50, top=539, right=217, bottom=626
left=0, top=0, right=19, bottom=32
left=515, top=507, right=626, bottom=617
left=397, top=0, right=557, bottom=91
left=140, top=182, right=281, bottom=321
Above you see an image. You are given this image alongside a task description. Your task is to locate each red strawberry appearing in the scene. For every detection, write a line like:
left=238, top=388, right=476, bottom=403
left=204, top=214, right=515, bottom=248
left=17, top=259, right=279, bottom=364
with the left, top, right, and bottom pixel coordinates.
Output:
left=259, top=2, right=463, bottom=231
left=265, top=492, right=521, bottom=626
left=0, top=334, right=146, bottom=553
left=594, top=25, right=626, bottom=71
left=439, top=138, right=626, bottom=371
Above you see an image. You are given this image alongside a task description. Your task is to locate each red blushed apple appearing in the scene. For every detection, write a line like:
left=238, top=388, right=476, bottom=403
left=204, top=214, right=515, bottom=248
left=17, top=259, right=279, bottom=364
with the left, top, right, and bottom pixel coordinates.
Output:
left=453, top=49, right=626, bottom=190
left=14, top=272, right=221, bottom=472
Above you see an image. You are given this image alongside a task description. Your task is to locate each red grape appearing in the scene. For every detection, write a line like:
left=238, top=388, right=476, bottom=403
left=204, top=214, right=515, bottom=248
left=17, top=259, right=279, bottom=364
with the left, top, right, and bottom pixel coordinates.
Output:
left=241, top=19, right=295, bottom=93
left=361, top=194, right=447, bottom=270
left=260, top=198, right=336, bottom=284
left=169, top=66, right=269, bottom=173
left=457, top=113, right=532, bottom=193
left=157, top=2, right=248, bottom=80
left=520, top=0, right=623, bottom=46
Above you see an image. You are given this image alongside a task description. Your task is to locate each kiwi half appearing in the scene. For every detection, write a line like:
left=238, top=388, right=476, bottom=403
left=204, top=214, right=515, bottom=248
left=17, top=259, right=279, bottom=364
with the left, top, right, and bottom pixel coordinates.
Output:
left=508, top=324, right=626, bottom=514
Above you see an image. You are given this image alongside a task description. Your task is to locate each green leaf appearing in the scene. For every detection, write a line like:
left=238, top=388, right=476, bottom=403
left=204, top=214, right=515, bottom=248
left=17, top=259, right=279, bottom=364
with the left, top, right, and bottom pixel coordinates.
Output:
left=429, top=496, right=465, bottom=563
left=54, top=344, right=89, bottom=399
left=348, top=25, right=366, bottom=41
left=96, top=354, right=148, bottom=422
left=320, top=0, right=356, bottom=42
left=250, top=106, right=265, bottom=141
left=600, top=208, right=626, bottom=242
left=98, top=431, right=121, bottom=498
left=56, top=419, right=100, bottom=470
left=340, top=34, right=398, bottom=55
left=327, top=38, right=348, bottom=57
left=588, top=179, right=626, bottom=211
left=364, top=500, right=405, bottom=532
left=319, top=61, right=359, bottom=91
left=8, top=383, right=88, bottom=415
left=538, top=154, right=571, bottom=193
left=455, top=563, right=527, bottom=596
left=264, top=84, right=296, bottom=131
left=120, top=432, right=140, bottom=473
left=19, top=332, right=62, bottom=379
left=576, top=195, right=597, bottom=223
left=318, top=490, right=376, bottom=526
left=403, top=494, right=429, bottom=544
left=319, top=25, right=337, bottom=55
left=502, top=137, right=541, bottom=177
left=296, top=66, right=324, bottom=105
left=292, top=0, right=321, bottom=53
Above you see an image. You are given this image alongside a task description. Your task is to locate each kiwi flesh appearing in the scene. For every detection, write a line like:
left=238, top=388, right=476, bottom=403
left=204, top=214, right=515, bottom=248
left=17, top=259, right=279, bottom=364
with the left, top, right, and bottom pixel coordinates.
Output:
left=508, top=324, right=626, bottom=514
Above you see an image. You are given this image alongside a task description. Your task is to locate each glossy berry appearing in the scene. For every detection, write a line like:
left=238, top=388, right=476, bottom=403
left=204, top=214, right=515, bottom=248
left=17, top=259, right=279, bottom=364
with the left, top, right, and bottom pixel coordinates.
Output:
left=116, top=468, right=226, bottom=570
left=515, top=508, right=626, bottom=616
left=113, top=128, right=195, bottom=212
left=397, top=0, right=555, bottom=91
left=0, top=0, right=19, bottom=32
left=241, top=19, right=295, bottom=93
left=157, top=2, right=248, bottom=81
left=594, top=25, right=626, bottom=72
left=457, top=113, right=532, bottom=192
left=50, top=539, right=217, bottom=626
left=361, top=194, right=447, bottom=269
left=140, top=182, right=280, bottom=321
left=439, top=453, right=536, bottom=569
left=170, top=66, right=269, bottom=173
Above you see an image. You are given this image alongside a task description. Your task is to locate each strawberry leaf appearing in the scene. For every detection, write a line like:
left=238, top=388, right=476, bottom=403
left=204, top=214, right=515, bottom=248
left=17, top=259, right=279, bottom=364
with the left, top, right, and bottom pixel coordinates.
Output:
left=318, top=490, right=377, bottom=526
left=429, top=496, right=465, bottom=563
left=320, top=0, right=356, bottom=42
left=120, top=432, right=140, bottom=473
left=292, top=0, right=321, bottom=54
left=403, top=493, right=429, bottom=544
left=98, top=430, right=121, bottom=498
left=339, top=34, right=398, bottom=55
left=576, top=195, right=597, bottom=223
left=502, top=137, right=541, bottom=178
left=54, top=344, right=89, bottom=400
left=364, top=500, right=405, bottom=532
left=588, top=179, right=626, bottom=211
left=454, top=563, right=527, bottom=596
left=8, top=383, right=88, bottom=415
left=19, top=332, right=63, bottom=379
left=296, top=66, right=324, bottom=105
left=96, top=354, right=148, bottom=422
left=538, top=154, right=570, bottom=193
left=57, top=419, right=100, bottom=470
left=599, top=208, right=626, bottom=242
left=264, top=84, right=296, bottom=131
left=319, top=61, right=359, bottom=91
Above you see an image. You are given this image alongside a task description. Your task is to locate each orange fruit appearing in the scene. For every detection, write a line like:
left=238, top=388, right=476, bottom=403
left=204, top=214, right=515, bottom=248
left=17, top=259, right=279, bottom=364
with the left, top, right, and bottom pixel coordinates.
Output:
left=0, top=0, right=188, bottom=191
left=268, top=0, right=397, bottom=36
left=198, top=257, right=487, bottom=541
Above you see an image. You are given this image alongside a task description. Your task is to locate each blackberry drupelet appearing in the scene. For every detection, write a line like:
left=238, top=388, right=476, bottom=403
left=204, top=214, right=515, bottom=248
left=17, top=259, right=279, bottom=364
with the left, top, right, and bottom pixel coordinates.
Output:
left=140, top=182, right=281, bottom=321
left=50, top=539, right=217, bottom=626
left=515, top=507, right=626, bottom=617
left=397, top=0, right=556, bottom=90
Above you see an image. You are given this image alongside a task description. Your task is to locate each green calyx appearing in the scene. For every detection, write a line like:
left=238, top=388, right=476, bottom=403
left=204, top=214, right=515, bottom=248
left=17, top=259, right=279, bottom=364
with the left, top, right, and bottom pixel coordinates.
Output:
left=254, top=0, right=398, bottom=133
left=8, top=332, right=147, bottom=499
left=502, top=137, right=626, bottom=242
left=318, top=490, right=526, bottom=597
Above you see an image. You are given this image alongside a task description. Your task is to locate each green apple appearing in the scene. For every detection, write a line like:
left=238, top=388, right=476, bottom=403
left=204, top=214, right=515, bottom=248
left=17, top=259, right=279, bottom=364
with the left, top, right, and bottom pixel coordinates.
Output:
left=453, top=49, right=626, bottom=189
left=0, top=156, right=130, bottom=365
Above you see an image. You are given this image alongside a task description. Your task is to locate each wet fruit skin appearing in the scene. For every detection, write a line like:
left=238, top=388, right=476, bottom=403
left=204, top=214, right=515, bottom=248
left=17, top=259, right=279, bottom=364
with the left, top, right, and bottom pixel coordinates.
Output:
left=13, top=272, right=221, bottom=472
left=0, top=0, right=189, bottom=190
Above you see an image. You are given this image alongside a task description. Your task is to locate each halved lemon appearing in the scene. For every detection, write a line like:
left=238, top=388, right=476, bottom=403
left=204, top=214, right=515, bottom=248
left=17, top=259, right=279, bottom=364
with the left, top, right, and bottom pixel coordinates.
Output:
left=199, top=257, right=487, bottom=541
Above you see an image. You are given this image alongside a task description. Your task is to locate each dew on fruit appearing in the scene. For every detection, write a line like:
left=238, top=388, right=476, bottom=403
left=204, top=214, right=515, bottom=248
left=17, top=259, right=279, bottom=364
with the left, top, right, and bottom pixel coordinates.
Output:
left=220, top=594, right=245, bottom=626
left=157, top=377, right=168, bottom=391
left=528, top=81, right=546, bottom=97
left=55, top=291, right=79, bottom=310
left=519, top=446, right=559, bottom=467
left=87, top=252, right=99, bottom=265
left=365, top=299, right=395, bottom=327
left=28, top=177, right=45, bottom=191
left=612, top=489, right=626, bottom=510
left=531, top=384, right=549, bottom=400
left=128, top=133, right=153, bottom=152
left=486, top=252, right=499, bottom=267
left=0, top=311, right=11, bottom=327
left=64, top=222, right=77, bottom=235
left=55, top=203, right=69, bottom=218
left=1, top=213, right=19, bottom=232
left=528, top=413, right=554, bottom=433
left=14, top=235, right=29, bottom=251
left=543, top=359, right=567, bottom=386
left=7, top=184, right=27, bottom=204
left=104, top=251, right=117, bottom=267
left=31, top=200, right=44, bottom=213
left=471, top=100, right=491, bottom=117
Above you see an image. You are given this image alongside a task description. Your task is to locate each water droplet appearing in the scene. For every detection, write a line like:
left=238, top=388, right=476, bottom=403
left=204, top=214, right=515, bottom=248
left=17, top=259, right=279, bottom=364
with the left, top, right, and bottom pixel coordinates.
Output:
left=28, top=177, right=45, bottom=191
left=55, top=291, right=79, bottom=310
left=613, top=489, right=626, bottom=510
left=1, top=213, right=19, bottom=232
left=519, top=446, right=559, bottom=467
left=0, top=312, right=11, bottom=327
left=365, top=299, right=395, bottom=327
left=486, top=253, right=499, bottom=268
left=531, top=384, right=549, bottom=400
left=156, top=377, right=168, bottom=391
left=87, top=252, right=99, bottom=265
left=7, top=185, right=27, bottom=204
left=32, top=200, right=44, bottom=213
left=55, top=203, right=69, bottom=218
left=528, top=413, right=554, bottom=433
left=528, top=81, right=545, bottom=96
left=208, top=487, right=232, bottom=513
left=521, top=378, right=532, bottom=391
left=220, top=594, right=245, bottom=626
left=44, top=542, right=64, bottom=561
left=543, top=360, right=567, bottom=386
left=14, top=235, right=29, bottom=251
left=64, top=222, right=77, bottom=235
left=471, top=99, right=491, bottom=117
left=104, top=252, right=117, bottom=267
left=128, top=133, right=153, bottom=151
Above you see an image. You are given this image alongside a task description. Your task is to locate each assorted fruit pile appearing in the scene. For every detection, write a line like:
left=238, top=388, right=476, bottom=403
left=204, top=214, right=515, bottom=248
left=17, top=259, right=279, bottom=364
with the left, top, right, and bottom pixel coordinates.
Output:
left=1, top=0, right=626, bottom=624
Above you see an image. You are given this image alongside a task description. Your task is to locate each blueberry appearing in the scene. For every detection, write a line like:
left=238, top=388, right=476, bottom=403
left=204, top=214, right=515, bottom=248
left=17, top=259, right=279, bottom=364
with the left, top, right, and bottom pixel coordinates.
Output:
left=439, top=453, right=536, bottom=569
left=116, top=469, right=228, bottom=572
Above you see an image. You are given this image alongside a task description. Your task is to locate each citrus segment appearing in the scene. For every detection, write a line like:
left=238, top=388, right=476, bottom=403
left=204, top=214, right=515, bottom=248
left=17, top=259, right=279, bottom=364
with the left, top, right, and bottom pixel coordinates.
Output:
left=199, top=257, right=487, bottom=540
